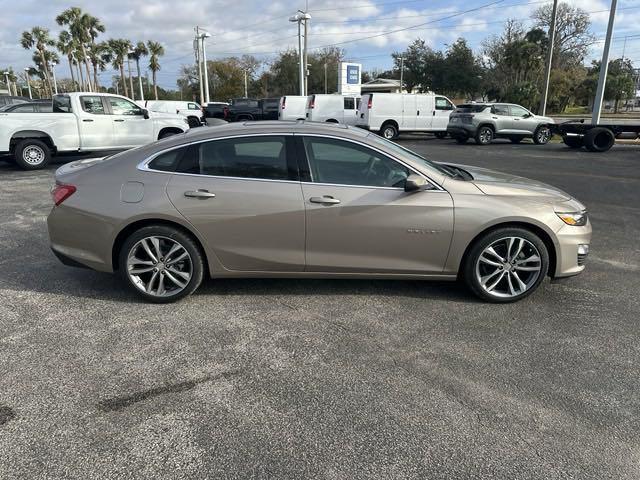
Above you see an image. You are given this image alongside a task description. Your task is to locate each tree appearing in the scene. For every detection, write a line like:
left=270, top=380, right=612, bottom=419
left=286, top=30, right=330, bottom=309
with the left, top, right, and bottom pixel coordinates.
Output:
left=532, top=2, right=595, bottom=67
left=108, top=39, right=132, bottom=97
left=56, top=8, right=92, bottom=91
left=88, top=42, right=111, bottom=90
left=20, top=27, right=55, bottom=96
left=392, top=39, right=429, bottom=92
left=57, top=30, right=77, bottom=90
left=130, top=42, right=148, bottom=99
left=579, top=59, right=636, bottom=113
left=147, top=41, right=165, bottom=100
left=440, top=38, right=484, bottom=99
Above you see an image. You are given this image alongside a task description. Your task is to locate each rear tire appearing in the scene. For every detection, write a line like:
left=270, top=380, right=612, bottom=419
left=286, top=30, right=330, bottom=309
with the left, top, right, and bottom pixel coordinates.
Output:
left=563, top=136, right=583, bottom=149
left=583, top=127, right=615, bottom=152
left=463, top=227, right=549, bottom=303
left=119, top=225, right=204, bottom=303
left=380, top=123, right=398, bottom=140
left=475, top=126, right=493, bottom=145
left=14, top=138, right=51, bottom=170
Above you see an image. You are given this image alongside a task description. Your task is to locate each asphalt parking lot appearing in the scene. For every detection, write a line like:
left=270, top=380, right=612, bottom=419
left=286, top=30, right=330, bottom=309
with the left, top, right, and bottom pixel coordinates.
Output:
left=1, top=137, right=639, bottom=479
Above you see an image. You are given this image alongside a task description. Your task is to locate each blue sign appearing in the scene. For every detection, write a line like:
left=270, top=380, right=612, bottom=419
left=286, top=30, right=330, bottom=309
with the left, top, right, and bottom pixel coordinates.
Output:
left=347, top=65, right=360, bottom=84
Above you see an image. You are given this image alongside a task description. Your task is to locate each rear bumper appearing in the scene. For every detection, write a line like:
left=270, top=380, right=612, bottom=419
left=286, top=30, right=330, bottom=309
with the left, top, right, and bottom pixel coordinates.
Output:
left=447, top=126, right=473, bottom=137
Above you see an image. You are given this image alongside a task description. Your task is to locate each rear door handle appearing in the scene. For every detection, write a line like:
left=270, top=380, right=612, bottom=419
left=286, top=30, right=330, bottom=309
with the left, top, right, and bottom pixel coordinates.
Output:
left=184, top=189, right=216, bottom=199
left=114, top=119, right=125, bottom=122
left=82, top=119, right=94, bottom=122
left=309, top=196, right=340, bottom=205
left=433, top=110, right=436, bottom=116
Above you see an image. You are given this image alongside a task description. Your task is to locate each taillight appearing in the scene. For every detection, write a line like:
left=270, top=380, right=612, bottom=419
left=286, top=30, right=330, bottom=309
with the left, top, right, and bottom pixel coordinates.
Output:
left=367, top=96, right=372, bottom=109
left=309, top=95, right=315, bottom=109
left=51, top=183, right=76, bottom=206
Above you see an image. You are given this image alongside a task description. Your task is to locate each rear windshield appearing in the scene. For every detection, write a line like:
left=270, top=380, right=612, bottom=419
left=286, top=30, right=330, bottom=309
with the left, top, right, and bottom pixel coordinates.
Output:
left=454, top=104, right=489, bottom=113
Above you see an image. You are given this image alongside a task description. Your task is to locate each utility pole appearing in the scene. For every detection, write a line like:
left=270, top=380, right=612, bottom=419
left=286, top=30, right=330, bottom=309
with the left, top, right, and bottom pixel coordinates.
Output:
left=324, top=62, right=327, bottom=94
left=399, top=56, right=404, bottom=92
left=539, top=0, right=558, bottom=116
left=201, top=31, right=211, bottom=104
left=24, top=68, right=32, bottom=99
left=2, top=72, right=10, bottom=96
left=289, top=12, right=310, bottom=96
left=50, top=62, right=58, bottom=95
left=303, top=11, right=309, bottom=96
left=195, top=27, right=204, bottom=104
left=135, top=55, right=144, bottom=101
left=592, top=0, right=617, bottom=125
left=126, top=54, right=134, bottom=99
left=244, top=69, right=248, bottom=98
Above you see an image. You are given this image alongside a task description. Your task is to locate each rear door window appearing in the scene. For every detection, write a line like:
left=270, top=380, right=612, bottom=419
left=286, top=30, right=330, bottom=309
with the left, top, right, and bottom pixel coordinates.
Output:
left=344, top=97, right=355, bottom=110
left=492, top=104, right=510, bottom=116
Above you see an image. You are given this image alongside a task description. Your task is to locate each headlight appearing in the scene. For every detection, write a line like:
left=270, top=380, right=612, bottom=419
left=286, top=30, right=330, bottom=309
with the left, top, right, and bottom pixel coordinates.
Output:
left=556, top=211, right=588, bottom=226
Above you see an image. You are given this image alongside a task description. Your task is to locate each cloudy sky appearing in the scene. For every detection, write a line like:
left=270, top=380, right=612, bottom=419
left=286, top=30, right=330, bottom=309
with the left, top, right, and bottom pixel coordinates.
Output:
left=1, top=0, right=638, bottom=89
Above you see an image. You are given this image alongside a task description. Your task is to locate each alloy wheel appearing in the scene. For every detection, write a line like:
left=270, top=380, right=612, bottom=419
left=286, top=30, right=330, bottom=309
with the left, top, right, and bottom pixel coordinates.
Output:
left=126, top=236, right=193, bottom=297
left=383, top=127, right=395, bottom=139
left=536, top=127, right=551, bottom=144
left=475, top=236, right=542, bottom=299
left=479, top=127, right=493, bottom=144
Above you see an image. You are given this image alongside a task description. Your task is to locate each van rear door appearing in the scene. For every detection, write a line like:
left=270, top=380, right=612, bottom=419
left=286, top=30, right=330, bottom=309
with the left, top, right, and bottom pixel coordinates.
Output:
left=356, top=94, right=370, bottom=127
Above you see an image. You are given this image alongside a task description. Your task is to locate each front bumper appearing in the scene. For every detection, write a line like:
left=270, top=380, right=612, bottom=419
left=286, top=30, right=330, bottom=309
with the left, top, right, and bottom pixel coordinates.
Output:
left=553, top=221, right=592, bottom=278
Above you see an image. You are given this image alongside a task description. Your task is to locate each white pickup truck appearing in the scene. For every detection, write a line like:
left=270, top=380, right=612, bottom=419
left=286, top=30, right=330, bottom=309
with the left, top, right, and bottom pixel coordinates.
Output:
left=0, top=92, right=189, bottom=170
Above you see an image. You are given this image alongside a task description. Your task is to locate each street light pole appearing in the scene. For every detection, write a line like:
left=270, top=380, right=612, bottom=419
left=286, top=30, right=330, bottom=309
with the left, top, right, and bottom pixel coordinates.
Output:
left=194, top=28, right=204, bottom=104
left=2, top=72, right=10, bottom=96
left=244, top=69, right=248, bottom=98
left=200, top=31, right=211, bottom=104
left=51, top=62, right=59, bottom=95
left=399, top=56, right=404, bottom=92
left=303, top=12, right=309, bottom=96
left=135, top=57, right=144, bottom=101
left=539, top=0, right=558, bottom=116
left=324, top=62, right=327, bottom=94
left=592, top=0, right=617, bottom=125
left=24, top=68, right=32, bottom=99
left=126, top=54, right=134, bottom=99
left=289, top=13, right=310, bottom=96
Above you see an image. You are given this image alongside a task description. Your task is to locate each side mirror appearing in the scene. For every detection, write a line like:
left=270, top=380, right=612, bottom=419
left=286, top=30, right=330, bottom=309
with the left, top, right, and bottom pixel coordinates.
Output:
left=142, top=108, right=149, bottom=119
left=404, top=173, right=429, bottom=192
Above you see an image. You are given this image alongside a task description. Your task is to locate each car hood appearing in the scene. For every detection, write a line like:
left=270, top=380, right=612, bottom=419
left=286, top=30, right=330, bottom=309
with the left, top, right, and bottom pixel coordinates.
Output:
left=446, top=163, right=572, bottom=201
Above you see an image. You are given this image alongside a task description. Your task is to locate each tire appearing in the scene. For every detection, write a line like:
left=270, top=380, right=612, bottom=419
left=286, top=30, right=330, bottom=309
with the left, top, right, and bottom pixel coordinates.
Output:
left=474, top=125, right=493, bottom=145
left=463, top=227, right=549, bottom=303
left=509, top=137, right=523, bottom=144
left=119, top=225, right=204, bottom=303
left=434, top=132, right=447, bottom=139
left=380, top=123, right=398, bottom=140
left=14, top=138, right=51, bottom=170
left=563, top=136, right=583, bottom=149
left=159, top=130, right=180, bottom=140
left=454, top=136, right=468, bottom=144
left=583, top=127, right=615, bottom=152
left=187, top=117, right=201, bottom=128
left=533, top=125, right=552, bottom=145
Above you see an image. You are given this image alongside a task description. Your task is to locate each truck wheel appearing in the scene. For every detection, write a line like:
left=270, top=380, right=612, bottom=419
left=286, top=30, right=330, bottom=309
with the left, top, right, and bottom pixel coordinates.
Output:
left=380, top=123, right=398, bottom=140
left=187, top=117, right=201, bottom=128
left=533, top=125, right=552, bottom=145
left=434, top=132, right=447, bottom=139
left=14, top=139, right=51, bottom=170
left=584, top=127, right=615, bottom=152
left=475, top=126, right=493, bottom=145
left=563, top=136, right=583, bottom=149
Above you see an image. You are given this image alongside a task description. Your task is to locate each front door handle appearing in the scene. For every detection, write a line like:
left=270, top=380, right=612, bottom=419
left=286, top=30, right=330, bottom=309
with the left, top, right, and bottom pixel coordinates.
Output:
left=184, top=189, right=216, bottom=199
left=309, top=196, right=340, bottom=205
left=433, top=110, right=436, bottom=116
left=114, top=119, right=125, bottom=122
left=82, top=119, right=94, bottom=122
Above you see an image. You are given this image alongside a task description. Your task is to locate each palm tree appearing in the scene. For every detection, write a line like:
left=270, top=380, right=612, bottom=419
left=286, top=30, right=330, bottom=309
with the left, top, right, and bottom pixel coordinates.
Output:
left=129, top=41, right=148, bottom=100
left=109, top=39, right=132, bottom=97
left=85, top=14, right=105, bottom=89
left=20, top=27, right=55, bottom=96
left=147, top=40, right=164, bottom=100
left=57, top=30, right=77, bottom=90
left=88, top=42, right=111, bottom=91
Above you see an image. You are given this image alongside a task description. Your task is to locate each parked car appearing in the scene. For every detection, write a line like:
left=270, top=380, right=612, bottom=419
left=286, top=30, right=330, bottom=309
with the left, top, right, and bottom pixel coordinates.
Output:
left=0, top=95, right=30, bottom=107
left=0, top=92, right=188, bottom=170
left=140, top=100, right=203, bottom=128
left=278, top=95, right=307, bottom=121
left=47, top=121, right=591, bottom=304
left=355, top=93, right=455, bottom=139
left=306, top=94, right=360, bottom=125
left=202, top=102, right=229, bottom=125
left=447, top=103, right=554, bottom=145
left=225, top=98, right=279, bottom=122
left=0, top=101, right=53, bottom=113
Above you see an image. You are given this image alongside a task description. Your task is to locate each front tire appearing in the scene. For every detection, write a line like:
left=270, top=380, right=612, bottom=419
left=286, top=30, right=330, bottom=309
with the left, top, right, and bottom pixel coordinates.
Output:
left=119, top=225, right=204, bottom=303
left=475, top=126, right=493, bottom=145
left=463, top=227, right=549, bottom=303
left=14, top=138, right=51, bottom=170
left=380, top=123, right=398, bottom=140
left=533, top=125, right=552, bottom=145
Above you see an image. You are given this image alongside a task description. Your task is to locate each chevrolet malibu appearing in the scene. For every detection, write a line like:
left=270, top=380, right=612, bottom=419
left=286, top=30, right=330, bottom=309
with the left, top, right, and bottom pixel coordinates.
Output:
left=47, top=121, right=591, bottom=303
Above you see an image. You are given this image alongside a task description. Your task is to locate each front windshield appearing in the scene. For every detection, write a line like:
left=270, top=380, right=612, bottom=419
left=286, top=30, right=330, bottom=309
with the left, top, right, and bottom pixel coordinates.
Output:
left=366, top=133, right=454, bottom=177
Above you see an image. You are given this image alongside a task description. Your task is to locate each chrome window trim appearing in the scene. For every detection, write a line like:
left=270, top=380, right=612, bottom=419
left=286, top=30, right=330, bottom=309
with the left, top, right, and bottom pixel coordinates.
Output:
left=137, top=131, right=446, bottom=192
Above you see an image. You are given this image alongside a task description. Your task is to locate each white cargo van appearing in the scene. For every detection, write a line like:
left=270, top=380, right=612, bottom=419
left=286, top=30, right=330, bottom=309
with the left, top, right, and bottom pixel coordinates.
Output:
left=140, top=100, right=203, bottom=128
left=278, top=96, right=307, bottom=121
left=355, top=93, right=455, bottom=139
left=306, top=94, right=360, bottom=125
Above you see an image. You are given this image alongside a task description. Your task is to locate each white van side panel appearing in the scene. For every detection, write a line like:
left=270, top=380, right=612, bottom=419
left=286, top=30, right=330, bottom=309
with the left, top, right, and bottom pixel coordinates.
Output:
left=416, top=95, right=434, bottom=130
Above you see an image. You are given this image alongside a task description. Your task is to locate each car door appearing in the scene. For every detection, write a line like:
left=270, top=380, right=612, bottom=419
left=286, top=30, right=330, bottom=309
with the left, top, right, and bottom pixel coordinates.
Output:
left=401, top=95, right=417, bottom=130
left=415, top=95, right=432, bottom=130
left=298, top=135, right=454, bottom=274
left=491, top=104, right=512, bottom=134
left=106, top=96, right=154, bottom=146
left=165, top=135, right=306, bottom=272
left=509, top=104, right=537, bottom=134
left=432, top=96, right=455, bottom=131
left=76, top=95, right=116, bottom=149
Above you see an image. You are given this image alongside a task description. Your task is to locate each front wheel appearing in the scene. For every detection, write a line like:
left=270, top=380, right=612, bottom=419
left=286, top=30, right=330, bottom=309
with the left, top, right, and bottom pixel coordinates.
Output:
left=533, top=125, right=552, bottom=145
left=380, top=123, right=398, bottom=140
left=463, top=228, right=549, bottom=303
left=474, top=126, right=493, bottom=145
left=14, top=138, right=51, bottom=170
left=119, top=225, right=204, bottom=303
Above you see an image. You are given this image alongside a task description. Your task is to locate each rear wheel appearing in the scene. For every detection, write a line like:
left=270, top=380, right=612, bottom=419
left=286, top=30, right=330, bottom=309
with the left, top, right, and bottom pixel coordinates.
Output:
left=583, top=127, right=615, bottom=152
left=475, top=126, right=493, bottom=145
left=434, top=132, right=447, bottom=139
left=14, top=138, right=51, bottom=170
left=533, top=125, right=552, bottom=145
left=463, top=227, right=549, bottom=303
left=380, top=123, right=398, bottom=140
left=119, top=225, right=204, bottom=303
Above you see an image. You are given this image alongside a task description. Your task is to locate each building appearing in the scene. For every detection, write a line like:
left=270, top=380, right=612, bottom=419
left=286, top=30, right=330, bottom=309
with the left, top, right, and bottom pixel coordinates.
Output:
left=361, top=78, right=404, bottom=94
